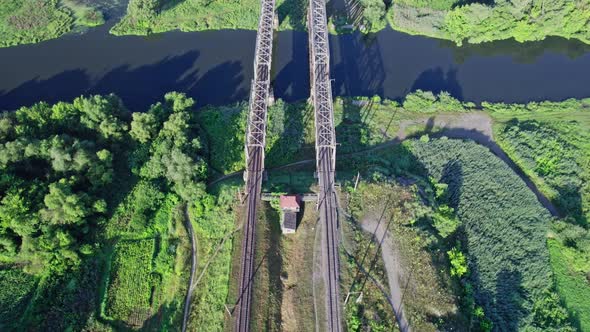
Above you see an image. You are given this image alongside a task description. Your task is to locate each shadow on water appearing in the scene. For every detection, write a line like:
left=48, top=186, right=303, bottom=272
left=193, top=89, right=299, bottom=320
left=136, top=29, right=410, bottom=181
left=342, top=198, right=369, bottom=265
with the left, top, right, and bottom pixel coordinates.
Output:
left=0, top=51, right=248, bottom=112
left=440, top=35, right=590, bottom=64
left=332, top=32, right=385, bottom=98
left=273, top=31, right=310, bottom=102
left=411, top=67, right=463, bottom=100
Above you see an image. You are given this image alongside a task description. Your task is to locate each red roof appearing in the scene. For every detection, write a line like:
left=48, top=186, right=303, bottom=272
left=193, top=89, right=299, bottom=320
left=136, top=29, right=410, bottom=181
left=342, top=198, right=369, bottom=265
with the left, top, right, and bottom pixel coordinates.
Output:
left=279, top=195, right=300, bottom=210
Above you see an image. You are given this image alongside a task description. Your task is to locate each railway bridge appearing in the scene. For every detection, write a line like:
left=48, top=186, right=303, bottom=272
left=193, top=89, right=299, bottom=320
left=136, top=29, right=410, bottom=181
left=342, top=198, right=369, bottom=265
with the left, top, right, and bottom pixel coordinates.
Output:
left=234, top=0, right=341, bottom=330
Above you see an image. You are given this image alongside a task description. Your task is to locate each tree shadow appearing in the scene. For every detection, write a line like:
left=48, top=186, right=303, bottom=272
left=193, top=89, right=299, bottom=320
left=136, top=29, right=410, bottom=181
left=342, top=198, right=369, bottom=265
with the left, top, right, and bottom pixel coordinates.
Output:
left=450, top=0, right=494, bottom=9
left=411, top=67, right=463, bottom=100
left=0, top=50, right=248, bottom=113
left=265, top=101, right=313, bottom=167
left=439, top=35, right=590, bottom=64
left=440, top=160, right=463, bottom=210
left=428, top=128, right=560, bottom=217
left=20, top=257, right=101, bottom=331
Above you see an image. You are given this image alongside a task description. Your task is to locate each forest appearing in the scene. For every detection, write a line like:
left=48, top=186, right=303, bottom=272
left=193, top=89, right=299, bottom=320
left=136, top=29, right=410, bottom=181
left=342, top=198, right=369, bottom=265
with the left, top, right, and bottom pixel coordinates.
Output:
left=0, top=92, right=210, bottom=330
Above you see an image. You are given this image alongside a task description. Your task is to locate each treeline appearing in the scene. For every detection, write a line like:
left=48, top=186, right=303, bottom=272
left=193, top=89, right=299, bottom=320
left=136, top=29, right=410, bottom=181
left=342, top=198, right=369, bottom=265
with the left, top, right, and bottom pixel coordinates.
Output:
left=0, top=92, right=209, bottom=330
left=389, top=0, right=590, bottom=44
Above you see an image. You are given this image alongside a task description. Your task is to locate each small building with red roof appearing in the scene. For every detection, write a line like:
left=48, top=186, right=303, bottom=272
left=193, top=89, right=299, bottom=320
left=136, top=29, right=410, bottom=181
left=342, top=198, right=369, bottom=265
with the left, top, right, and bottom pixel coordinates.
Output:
left=279, top=195, right=300, bottom=233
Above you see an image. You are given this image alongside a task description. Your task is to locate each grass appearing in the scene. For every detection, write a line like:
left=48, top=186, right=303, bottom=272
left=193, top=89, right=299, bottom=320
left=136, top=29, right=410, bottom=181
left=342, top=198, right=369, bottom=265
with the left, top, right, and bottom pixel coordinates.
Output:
left=186, top=183, right=240, bottom=331
left=488, top=101, right=590, bottom=329
left=0, top=268, right=38, bottom=329
left=249, top=204, right=283, bottom=331
left=100, top=181, right=189, bottom=329
left=548, top=240, right=590, bottom=331
left=104, top=238, right=157, bottom=326
left=0, top=0, right=107, bottom=47
left=340, top=202, right=400, bottom=332
left=61, top=0, right=105, bottom=27
left=343, top=181, right=464, bottom=331
left=278, top=202, right=317, bottom=332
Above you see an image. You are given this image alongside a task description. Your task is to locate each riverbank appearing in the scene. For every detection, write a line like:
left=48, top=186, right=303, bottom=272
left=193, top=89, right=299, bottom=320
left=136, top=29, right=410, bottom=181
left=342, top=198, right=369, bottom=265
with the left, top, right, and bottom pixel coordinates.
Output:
left=108, top=0, right=590, bottom=46
left=2, top=0, right=590, bottom=49
left=0, top=0, right=107, bottom=48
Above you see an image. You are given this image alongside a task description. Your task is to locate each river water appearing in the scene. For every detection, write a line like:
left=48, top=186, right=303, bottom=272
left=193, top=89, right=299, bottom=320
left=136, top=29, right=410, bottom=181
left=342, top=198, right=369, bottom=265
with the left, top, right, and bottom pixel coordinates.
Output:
left=1, top=21, right=590, bottom=111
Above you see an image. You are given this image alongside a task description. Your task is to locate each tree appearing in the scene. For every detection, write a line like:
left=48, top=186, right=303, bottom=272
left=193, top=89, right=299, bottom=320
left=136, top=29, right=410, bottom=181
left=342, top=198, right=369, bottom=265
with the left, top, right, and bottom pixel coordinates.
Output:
left=0, top=115, right=13, bottom=141
left=532, top=289, right=575, bottom=331
left=0, top=190, right=36, bottom=237
left=41, top=181, right=89, bottom=226
left=130, top=112, right=158, bottom=143
left=165, top=91, right=195, bottom=113
left=74, top=95, right=127, bottom=140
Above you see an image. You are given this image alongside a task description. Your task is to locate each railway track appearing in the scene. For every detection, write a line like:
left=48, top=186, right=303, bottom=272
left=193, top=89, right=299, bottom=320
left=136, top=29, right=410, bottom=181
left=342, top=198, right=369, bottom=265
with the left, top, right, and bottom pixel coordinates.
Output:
left=308, top=0, right=342, bottom=329
left=234, top=0, right=275, bottom=329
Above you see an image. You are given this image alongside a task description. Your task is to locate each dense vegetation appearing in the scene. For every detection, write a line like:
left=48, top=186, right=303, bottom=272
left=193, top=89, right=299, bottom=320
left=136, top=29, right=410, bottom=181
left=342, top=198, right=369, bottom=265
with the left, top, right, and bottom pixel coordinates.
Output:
left=110, top=0, right=307, bottom=36
left=389, top=0, right=590, bottom=45
left=1, top=90, right=588, bottom=330
left=407, top=138, right=560, bottom=331
left=487, top=100, right=590, bottom=330
left=0, top=92, right=212, bottom=330
left=198, top=99, right=312, bottom=175
left=0, top=0, right=105, bottom=48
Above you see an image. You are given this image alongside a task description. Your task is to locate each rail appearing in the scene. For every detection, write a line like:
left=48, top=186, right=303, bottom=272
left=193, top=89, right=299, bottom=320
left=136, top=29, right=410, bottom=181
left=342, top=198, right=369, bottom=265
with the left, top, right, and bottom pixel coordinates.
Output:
left=234, top=0, right=276, bottom=330
left=308, top=0, right=342, bottom=330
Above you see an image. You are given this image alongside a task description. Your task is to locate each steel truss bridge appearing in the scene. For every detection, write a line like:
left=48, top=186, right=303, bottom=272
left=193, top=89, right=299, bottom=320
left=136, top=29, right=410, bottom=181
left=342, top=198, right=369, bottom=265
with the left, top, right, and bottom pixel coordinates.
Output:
left=234, top=0, right=275, bottom=329
left=234, top=0, right=342, bottom=329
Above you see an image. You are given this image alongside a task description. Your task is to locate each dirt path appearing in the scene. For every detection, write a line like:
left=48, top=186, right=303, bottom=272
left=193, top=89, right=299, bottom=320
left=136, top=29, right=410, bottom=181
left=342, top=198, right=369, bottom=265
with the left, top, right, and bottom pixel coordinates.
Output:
left=182, top=205, right=197, bottom=332
left=360, top=217, right=411, bottom=332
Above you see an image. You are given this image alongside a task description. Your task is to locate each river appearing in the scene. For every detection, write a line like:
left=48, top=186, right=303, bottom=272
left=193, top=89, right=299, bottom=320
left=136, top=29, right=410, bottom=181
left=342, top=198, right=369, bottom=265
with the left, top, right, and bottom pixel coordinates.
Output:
left=1, top=20, right=590, bottom=111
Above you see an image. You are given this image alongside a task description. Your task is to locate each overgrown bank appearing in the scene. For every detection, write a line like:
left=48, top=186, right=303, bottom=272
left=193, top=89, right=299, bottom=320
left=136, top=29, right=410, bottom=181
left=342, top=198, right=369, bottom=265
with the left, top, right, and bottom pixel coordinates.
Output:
left=0, top=0, right=105, bottom=48
left=109, top=0, right=590, bottom=45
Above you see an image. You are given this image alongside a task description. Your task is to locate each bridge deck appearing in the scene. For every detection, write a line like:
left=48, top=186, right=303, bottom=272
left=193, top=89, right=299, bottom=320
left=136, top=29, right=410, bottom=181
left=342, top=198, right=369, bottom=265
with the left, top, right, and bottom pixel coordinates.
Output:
left=308, top=0, right=342, bottom=330
left=235, top=0, right=275, bottom=330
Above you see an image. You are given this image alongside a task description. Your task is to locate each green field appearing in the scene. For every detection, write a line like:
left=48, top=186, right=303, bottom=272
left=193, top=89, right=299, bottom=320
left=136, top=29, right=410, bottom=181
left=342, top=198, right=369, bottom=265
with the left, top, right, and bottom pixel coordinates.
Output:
left=105, top=239, right=157, bottom=325
left=110, top=0, right=307, bottom=36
